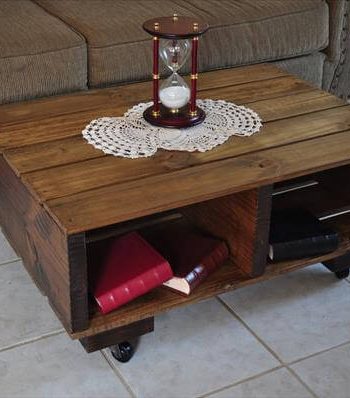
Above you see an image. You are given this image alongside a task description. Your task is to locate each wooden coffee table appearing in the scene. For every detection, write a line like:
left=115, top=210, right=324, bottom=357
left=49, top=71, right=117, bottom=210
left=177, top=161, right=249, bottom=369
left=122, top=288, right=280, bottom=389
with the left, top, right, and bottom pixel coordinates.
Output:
left=1, top=64, right=350, bottom=359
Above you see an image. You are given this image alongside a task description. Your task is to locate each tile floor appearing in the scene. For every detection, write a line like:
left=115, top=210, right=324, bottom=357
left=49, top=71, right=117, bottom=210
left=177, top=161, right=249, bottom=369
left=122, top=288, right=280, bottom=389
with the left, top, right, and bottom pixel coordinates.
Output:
left=1, top=228, right=350, bottom=398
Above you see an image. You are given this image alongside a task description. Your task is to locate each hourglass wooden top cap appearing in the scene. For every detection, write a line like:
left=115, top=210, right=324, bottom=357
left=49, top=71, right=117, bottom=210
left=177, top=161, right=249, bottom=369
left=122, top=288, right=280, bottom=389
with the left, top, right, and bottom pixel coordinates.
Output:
left=143, top=15, right=209, bottom=39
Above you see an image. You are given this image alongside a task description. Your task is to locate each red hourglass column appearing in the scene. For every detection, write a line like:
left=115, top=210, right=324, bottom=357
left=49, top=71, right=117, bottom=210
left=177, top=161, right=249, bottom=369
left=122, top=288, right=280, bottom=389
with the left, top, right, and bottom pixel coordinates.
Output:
left=152, top=36, right=160, bottom=116
left=190, top=37, right=198, bottom=116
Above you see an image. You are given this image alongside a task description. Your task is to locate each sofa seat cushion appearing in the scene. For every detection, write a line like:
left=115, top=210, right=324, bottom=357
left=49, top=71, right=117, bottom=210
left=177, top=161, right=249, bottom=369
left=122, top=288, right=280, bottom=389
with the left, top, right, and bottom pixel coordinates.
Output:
left=35, top=0, right=328, bottom=88
left=0, top=0, right=87, bottom=104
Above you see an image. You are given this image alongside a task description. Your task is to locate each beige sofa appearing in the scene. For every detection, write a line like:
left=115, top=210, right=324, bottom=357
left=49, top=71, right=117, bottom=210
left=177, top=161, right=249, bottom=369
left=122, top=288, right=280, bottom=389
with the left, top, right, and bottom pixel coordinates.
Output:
left=0, top=0, right=349, bottom=105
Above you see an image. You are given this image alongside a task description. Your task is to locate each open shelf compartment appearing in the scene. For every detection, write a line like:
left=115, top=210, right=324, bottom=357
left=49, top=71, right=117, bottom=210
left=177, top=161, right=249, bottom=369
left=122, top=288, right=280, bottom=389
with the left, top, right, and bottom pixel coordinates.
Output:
left=270, top=164, right=350, bottom=265
left=70, top=165, right=350, bottom=348
left=72, top=185, right=272, bottom=341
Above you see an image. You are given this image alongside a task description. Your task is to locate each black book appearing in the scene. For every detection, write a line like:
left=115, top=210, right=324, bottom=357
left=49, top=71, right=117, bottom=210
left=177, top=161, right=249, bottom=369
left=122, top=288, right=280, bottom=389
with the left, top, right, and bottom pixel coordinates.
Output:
left=269, top=208, right=339, bottom=262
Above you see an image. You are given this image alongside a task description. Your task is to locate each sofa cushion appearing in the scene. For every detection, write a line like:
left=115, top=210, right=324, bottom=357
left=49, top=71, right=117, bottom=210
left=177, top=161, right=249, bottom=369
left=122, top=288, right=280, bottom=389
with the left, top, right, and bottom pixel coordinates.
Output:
left=34, top=0, right=198, bottom=87
left=0, top=0, right=87, bottom=104
left=35, top=0, right=328, bottom=88
left=188, top=0, right=329, bottom=70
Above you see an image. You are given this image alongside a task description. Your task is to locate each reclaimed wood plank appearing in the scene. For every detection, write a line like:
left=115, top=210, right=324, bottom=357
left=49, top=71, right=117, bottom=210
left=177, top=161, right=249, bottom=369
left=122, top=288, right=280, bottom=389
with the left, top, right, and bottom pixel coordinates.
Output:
left=20, top=105, right=350, bottom=201
left=4, top=136, right=103, bottom=175
left=4, top=90, right=344, bottom=175
left=249, top=89, right=344, bottom=122
left=182, top=186, right=272, bottom=277
left=46, top=129, right=350, bottom=234
left=0, top=74, right=309, bottom=152
left=0, top=64, right=287, bottom=127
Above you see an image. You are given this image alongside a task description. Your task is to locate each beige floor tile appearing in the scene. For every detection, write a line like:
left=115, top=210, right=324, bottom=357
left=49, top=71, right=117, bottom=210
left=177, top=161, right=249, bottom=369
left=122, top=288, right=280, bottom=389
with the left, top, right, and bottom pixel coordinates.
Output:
left=220, top=264, right=350, bottom=362
left=207, top=368, right=313, bottom=398
left=0, top=333, right=131, bottom=398
left=105, top=299, right=279, bottom=398
left=0, top=261, right=61, bottom=350
left=291, top=343, right=350, bottom=398
left=0, top=229, right=18, bottom=265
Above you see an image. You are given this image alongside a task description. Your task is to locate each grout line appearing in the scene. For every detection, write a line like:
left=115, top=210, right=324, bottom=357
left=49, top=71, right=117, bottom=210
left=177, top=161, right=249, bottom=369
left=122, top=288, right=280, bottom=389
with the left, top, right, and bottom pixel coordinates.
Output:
left=101, top=350, right=138, bottom=398
left=287, top=339, right=350, bottom=366
left=197, top=365, right=283, bottom=398
left=0, top=329, right=65, bottom=354
left=283, top=367, right=319, bottom=398
left=216, top=297, right=319, bottom=398
left=0, top=257, right=21, bottom=267
left=216, top=297, right=285, bottom=363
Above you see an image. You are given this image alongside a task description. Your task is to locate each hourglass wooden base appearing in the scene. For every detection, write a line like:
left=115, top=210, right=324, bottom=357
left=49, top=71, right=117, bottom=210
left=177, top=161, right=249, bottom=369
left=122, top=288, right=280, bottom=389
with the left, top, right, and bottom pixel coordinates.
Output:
left=143, top=104, right=205, bottom=128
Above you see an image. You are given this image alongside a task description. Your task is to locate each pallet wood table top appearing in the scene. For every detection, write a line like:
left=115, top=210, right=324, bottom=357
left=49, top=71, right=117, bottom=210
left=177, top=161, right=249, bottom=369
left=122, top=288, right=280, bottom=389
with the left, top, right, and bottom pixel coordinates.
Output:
left=1, top=64, right=350, bottom=235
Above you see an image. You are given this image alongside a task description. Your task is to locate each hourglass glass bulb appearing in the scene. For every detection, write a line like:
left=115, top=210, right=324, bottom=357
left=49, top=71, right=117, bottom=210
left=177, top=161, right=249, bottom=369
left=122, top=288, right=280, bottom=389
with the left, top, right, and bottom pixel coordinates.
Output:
left=160, top=39, right=190, bottom=72
left=159, top=38, right=191, bottom=111
left=159, top=73, right=190, bottom=110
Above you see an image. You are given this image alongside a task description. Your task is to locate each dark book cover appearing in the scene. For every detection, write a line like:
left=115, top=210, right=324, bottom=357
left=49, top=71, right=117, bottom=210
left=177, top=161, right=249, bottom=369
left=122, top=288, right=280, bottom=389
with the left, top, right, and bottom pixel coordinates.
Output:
left=269, top=208, right=339, bottom=262
left=142, top=220, right=229, bottom=295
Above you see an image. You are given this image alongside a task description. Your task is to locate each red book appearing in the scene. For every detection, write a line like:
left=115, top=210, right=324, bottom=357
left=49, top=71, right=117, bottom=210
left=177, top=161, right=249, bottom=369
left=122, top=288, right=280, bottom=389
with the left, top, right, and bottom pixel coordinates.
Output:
left=93, top=232, right=173, bottom=314
left=142, top=221, right=229, bottom=295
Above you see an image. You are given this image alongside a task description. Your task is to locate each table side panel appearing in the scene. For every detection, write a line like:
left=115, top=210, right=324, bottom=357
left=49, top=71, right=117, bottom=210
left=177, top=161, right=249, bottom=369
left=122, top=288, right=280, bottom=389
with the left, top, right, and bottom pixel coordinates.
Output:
left=0, top=156, right=88, bottom=332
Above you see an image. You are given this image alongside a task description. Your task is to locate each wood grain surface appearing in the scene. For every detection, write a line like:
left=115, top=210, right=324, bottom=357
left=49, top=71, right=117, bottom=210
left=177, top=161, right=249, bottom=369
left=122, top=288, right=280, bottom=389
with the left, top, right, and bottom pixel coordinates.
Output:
left=0, top=75, right=310, bottom=153
left=46, top=129, right=350, bottom=233
left=0, top=156, right=88, bottom=332
left=16, top=105, right=350, bottom=204
left=0, top=64, right=287, bottom=127
left=3, top=90, right=343, bottom=174
left=182, top=187, right=272, bottom=277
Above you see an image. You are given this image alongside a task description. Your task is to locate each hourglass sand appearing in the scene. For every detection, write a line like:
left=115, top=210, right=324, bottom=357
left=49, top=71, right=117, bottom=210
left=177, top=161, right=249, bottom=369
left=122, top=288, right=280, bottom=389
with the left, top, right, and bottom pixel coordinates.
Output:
left=143, top=15, right=209, bottom=128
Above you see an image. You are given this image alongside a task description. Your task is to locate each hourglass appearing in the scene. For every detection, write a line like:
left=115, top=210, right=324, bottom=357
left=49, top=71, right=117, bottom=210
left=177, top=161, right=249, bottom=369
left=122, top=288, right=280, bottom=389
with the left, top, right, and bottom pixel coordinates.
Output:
left=143, top=15, right=209, bottom=128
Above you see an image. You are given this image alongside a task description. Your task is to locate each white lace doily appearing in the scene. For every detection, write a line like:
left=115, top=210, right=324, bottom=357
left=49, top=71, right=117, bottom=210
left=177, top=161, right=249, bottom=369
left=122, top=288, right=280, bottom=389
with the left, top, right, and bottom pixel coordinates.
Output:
left=82, top=99, right=262, bottom=158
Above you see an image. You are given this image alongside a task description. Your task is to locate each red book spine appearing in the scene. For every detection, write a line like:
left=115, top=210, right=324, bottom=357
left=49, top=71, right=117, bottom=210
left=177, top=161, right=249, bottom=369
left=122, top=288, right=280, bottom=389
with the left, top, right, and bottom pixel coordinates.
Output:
left=96, top=261, right=173, bottom=314
left=185, top=242, right=229, bottom=292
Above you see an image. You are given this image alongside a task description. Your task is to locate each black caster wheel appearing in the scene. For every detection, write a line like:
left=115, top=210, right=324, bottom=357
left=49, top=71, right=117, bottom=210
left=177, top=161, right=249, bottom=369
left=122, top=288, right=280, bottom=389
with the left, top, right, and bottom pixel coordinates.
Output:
left=110, top=341, right=134, bottom=363
left=335, top=268, right=350, bottom=279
